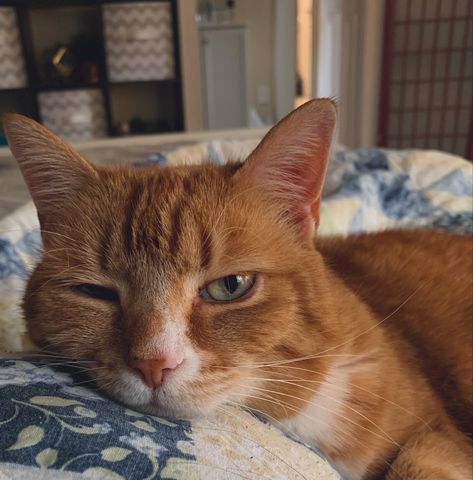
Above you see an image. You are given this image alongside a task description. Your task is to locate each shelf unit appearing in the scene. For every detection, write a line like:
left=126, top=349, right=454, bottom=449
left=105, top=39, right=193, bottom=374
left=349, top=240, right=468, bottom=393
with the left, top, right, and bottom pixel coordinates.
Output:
left=0, top=0, right=183, bottom=142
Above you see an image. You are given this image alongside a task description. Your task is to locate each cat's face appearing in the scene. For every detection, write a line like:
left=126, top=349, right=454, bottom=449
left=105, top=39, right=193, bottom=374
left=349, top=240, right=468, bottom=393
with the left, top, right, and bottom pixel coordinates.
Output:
left=5, top=99, right=337, bottom=419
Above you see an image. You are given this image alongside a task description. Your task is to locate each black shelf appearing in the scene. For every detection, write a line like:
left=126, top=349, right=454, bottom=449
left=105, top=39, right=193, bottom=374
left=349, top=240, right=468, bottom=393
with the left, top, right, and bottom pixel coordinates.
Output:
left=35, top=81, right=103, bottom=92
left=0, top=87, right=29, bottom=94
left=3, top=0, right=173, bottom=6
left=0, top=0, right=183, bottom=138
left=110, top=78, right=180, bottom=87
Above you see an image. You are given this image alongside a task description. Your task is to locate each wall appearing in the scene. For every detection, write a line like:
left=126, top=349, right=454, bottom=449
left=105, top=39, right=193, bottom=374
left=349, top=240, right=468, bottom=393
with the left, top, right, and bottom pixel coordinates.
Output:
left=312, top=0, right=384, bottom=147
left=273, top=0, right=296, bottom=120
left=234, top=0, right=275, bottom=123
left=178, top=0, right=205, bottom=131
left=296, top=0, right=313, bottom=106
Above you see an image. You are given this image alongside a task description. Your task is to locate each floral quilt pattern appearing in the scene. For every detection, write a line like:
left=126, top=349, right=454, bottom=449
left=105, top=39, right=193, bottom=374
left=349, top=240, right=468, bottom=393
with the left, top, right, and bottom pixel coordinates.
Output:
left=0, top=358, right=194, bottom=479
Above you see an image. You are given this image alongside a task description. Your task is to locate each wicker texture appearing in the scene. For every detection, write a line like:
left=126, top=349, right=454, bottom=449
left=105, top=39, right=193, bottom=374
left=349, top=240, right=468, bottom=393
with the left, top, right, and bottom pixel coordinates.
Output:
left=0, top=7, right=27, bottom=89
left=103, top=1, right=175, bottom=82
left=38, top=89, right=107, bottom=142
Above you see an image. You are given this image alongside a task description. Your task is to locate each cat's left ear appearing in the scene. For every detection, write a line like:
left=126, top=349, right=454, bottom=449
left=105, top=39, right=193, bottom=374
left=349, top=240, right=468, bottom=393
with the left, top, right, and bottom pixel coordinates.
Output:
left=3, top=113, right=98, bottom=225
left=239, top=98, right=336, bottom=240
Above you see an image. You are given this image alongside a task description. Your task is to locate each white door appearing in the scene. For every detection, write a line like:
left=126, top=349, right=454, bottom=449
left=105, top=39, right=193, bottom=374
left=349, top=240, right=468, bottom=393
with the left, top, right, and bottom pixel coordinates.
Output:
left=200, top=26, right=247, bottom=129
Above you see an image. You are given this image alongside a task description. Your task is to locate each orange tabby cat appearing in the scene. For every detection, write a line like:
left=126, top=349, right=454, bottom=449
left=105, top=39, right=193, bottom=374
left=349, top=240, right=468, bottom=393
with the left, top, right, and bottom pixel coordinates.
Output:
left=3, top=99, right=472, bottom=480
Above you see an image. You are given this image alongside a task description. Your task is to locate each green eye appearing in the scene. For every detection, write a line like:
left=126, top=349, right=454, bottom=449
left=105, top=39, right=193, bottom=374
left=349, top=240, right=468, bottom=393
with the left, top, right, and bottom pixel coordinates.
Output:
left=201, top=274, right=256, bottom=302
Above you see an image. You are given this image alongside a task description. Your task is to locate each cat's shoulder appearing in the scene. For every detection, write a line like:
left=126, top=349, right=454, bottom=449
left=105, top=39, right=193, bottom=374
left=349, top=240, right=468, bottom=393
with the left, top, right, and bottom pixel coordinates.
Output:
left=317, top=229, right=472, bottom=271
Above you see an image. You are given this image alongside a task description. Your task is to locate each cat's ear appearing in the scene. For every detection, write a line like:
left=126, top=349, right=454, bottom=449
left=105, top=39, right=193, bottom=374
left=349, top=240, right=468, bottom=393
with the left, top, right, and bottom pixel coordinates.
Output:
left=239, top=98, right=336, bottom=239
left=3, top=114, right=98, bottom=221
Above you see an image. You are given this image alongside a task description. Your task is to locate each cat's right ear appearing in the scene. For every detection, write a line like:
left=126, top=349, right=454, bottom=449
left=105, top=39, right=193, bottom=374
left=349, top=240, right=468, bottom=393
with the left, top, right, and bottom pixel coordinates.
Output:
left=237, top=99, right=336, bottom=241
left=3, top=114, right=98, bottom=222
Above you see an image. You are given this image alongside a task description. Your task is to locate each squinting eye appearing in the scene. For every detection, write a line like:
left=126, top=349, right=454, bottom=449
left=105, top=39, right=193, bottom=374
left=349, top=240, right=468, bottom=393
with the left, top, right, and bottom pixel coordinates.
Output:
left=73, top=284, right=119, bottom=302
left=201, top=274, right=256, bottom=302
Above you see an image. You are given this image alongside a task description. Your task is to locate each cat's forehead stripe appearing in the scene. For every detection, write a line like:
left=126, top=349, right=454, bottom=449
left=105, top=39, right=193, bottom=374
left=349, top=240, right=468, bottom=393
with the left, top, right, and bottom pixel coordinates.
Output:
left=116, top=169, right=217, bottom=273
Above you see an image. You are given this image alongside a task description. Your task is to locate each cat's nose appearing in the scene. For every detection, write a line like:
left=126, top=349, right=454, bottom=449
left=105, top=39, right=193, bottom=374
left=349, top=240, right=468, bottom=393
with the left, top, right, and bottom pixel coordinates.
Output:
left=131, top=356, right=183, bottom=389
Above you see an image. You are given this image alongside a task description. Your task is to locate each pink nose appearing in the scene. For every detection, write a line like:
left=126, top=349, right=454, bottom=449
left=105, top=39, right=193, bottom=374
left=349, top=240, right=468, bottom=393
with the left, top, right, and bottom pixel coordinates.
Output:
left=131, top=356, right=183, bottom=389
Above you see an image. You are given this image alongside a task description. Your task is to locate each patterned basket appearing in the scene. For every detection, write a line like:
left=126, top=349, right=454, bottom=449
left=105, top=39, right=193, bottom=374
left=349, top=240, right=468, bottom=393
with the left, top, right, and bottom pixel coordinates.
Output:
left=103, top=1, right=175, bottom=82
left=38, top=89, right=107, bottom=142
left=0, top=7, right=27, bottom=89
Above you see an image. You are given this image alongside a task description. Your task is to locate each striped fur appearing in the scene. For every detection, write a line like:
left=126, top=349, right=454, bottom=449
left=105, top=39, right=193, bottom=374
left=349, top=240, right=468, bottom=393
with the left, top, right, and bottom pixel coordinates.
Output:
left=4, top=100, right=472, bottom=479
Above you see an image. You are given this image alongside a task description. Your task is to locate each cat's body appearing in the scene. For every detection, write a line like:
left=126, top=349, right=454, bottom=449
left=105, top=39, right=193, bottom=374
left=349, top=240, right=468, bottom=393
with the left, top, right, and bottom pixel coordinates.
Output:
left=4, top=100, right=472, bottom=479
left=280, top=231, right=472, bottom=479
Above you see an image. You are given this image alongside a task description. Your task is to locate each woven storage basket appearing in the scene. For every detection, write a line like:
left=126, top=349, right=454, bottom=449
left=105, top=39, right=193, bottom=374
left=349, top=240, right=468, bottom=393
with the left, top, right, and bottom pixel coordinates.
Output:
left=103, top=1, right=175, bottom=82
left=38, top=89, right=107, bottom=142
left=0, top=7, right=27, bottom=89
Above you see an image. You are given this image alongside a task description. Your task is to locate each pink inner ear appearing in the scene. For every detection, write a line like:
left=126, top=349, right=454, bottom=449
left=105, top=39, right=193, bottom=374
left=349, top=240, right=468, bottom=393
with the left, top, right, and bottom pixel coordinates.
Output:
left=239, top=99, right=336, bottom=240
left=293, top=198, right=322, bottom=238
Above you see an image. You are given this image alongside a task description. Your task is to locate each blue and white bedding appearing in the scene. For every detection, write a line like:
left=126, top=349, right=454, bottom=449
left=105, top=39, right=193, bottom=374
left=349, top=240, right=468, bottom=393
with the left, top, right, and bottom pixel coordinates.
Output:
left=0, top=140, right=472, bottom=480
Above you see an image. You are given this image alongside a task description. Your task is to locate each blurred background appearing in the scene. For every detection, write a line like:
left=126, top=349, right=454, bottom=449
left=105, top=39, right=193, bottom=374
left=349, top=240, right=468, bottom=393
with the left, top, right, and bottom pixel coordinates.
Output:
left=0, top=0, right=471, bottom=159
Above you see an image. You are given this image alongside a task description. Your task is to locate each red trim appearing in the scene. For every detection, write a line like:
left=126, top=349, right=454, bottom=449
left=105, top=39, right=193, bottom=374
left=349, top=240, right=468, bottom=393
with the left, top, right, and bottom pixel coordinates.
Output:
left=378, top=0, right=396, bottom=147
left=392, top=47, right=473, bottom=55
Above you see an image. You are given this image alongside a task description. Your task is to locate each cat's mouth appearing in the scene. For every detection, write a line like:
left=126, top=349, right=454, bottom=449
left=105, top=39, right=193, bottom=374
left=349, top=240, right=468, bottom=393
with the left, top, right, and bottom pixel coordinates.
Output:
left=89, top=359, right=232, bottom=419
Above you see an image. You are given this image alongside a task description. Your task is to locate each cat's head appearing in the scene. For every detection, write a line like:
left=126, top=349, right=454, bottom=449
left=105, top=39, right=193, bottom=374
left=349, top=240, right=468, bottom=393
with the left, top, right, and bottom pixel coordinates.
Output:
left=4, top=99, right=337, bottom=419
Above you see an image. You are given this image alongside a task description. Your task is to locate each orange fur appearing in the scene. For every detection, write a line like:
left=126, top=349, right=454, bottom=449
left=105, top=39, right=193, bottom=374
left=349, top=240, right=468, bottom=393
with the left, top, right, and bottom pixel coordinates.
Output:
left=3, top=100, right=472, bottom=479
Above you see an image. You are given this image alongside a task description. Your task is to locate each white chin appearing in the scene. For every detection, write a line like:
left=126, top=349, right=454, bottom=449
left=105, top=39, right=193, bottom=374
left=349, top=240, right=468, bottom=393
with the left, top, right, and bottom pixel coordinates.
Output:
left=99, top=371, right=214, bottom=420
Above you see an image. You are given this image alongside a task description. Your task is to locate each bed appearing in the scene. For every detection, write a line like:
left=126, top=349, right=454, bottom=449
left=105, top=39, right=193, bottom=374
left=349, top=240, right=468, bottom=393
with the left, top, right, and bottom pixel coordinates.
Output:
left=0, top=134, right=471, bottom=480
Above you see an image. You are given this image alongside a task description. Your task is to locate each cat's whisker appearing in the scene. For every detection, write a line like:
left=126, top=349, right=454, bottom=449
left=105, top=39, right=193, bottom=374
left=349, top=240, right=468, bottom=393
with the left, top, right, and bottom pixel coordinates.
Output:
left=213, top=405, right=310, bottom=480
left=230, top=390, right=406, bottom=478
left=223, top=399, right=305, bottom=446
left=26, top=262, right=92, bottom=297
left=69, top=377, right=100, bottom=387
left=239, top=353, right=363, bottom=369
left=209, top=353, right=362, bottom=371
left=37, top=229, right=79, bottom=244
left=239, top=380, right=402, bottom=450
left=205, top=183, right=270, bottom=249
left=220, top=399, right=340, bottom=474
left=312, top=289, right=420, bottom=359
left=254, top=365, right=432, bottom=430
left=235, top=384, right=401, bottom=450
left=209, top=407, right=278, bottom=480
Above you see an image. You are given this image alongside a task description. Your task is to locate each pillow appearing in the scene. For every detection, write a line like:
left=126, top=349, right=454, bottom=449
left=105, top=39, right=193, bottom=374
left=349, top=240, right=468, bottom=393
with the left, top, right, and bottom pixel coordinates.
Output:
left=0, top=356, right=339, bottom=480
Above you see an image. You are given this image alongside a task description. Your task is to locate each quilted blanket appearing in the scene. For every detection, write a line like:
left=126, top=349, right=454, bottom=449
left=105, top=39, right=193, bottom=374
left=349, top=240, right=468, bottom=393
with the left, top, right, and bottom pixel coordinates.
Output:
left=0, top=141, right=472, bottom=480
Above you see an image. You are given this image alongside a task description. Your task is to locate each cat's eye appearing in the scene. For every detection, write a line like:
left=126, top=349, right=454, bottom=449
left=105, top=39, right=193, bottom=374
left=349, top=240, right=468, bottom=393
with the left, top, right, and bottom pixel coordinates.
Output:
left=73, top=284, right=119, bottom=302
left=201, top=274, right=256, bottom=302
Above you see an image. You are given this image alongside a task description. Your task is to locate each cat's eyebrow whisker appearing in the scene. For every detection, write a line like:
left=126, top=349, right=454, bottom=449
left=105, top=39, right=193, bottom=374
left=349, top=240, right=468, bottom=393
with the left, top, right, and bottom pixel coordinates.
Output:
left=43, top=246, right=88, bottom=257
left=37, top=229, right=78, bottom=244
left=27, top=262, right=91, bottom=297
left=45, top=222, right=94, bottom=237
left=205, top=183, right=270, bottom=248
